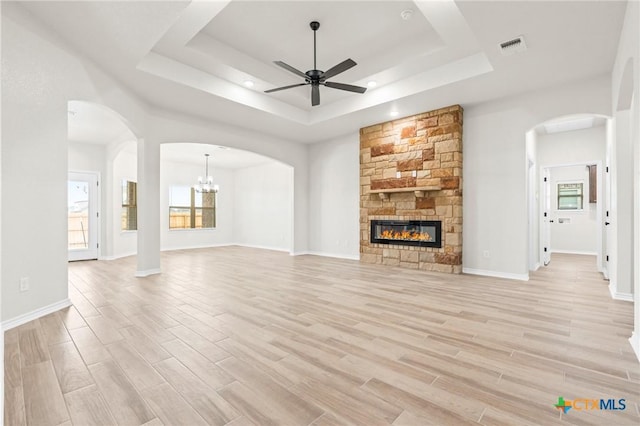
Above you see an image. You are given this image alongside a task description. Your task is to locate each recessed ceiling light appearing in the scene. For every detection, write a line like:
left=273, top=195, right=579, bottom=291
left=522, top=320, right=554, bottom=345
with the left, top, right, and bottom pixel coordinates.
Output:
left=243, top=80, right=254, bottom=88
left=390, top=110, right=399, bottom=117
left=367, top=81, right=377, bottom=88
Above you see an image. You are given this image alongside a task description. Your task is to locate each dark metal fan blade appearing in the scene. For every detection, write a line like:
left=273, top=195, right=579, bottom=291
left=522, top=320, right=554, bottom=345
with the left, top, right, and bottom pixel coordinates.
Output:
left=273, top=61, right=309, bottom=79
left=324, top=81, right=367, bottom=93
left=311, top=84, right=320, bottom=106
left=321, top=58, right=357, bottom=80
left=264, top=83, right=308, bottom=93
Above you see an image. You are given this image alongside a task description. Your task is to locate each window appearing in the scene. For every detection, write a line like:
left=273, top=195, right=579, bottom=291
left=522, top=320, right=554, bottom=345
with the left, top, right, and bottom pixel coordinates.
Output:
left=121, top=180, right=137, bottom=230
left=557, top=182, right=583, bottom=210
left=169, top=185, right=216, bottom=229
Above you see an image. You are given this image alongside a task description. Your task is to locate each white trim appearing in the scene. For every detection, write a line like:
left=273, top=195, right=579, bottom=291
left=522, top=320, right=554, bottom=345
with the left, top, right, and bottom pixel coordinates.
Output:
left=290, top=251, right=310, bottom=256
left=531, top=262, right=541, bottom=271
left=1, top=298, right=72, bottom=331
left=99, top=251, right=137, bottom=261
left=629, top=332, right=640, bottom=363
left=0, top=323, right=3, bottom=426
left=305, top=251, right=360, bottom=261
left=135, top=268, right=161, bottom=277
left=539, top=159, right=604, bottom=273
left=463, top=267, right=529, bottom=281
left=161, top=243, right=232, bottom=252
left=68, top=171, right=101, bottom=261
left=550, top=249, right=598, bottom=255
left=231, top=243, right=290, bottom=253
left=608, top=283, right=634, bottom=301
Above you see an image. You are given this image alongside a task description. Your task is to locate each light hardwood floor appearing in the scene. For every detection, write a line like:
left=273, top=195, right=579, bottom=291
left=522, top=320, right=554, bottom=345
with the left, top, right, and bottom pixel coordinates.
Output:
left=4, top=248, right=639, bottom=425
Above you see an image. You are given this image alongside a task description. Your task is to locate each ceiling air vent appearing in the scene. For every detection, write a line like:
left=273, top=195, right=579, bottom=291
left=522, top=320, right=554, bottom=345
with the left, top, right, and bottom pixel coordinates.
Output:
left=498, top=35, right=527, bottom=56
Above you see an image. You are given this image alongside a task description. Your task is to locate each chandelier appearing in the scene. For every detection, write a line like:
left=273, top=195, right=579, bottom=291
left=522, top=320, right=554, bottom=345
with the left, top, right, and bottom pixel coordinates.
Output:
left=194, top=153, right=219, bottom=193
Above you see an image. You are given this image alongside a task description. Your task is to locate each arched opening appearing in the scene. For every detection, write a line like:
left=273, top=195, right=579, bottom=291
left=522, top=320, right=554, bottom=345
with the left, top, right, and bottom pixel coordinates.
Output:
left=525, top=113, right=610, bottom=275
left=613, top=56, right=639, bottom=360
left=67, top=100, right=138, bottom=262
left=160, top=142, right=294, bottom=254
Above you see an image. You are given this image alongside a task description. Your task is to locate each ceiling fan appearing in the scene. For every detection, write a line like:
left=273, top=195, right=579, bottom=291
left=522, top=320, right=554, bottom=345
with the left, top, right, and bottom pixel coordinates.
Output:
left=265, top=21, right=367, bottom=107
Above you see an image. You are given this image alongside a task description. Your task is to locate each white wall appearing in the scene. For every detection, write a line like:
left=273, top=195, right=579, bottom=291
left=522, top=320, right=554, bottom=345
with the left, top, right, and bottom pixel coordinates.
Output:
left=160, top=158, right=234, bottom=250
left=308, top=133, right=360, bottom=259
left=2, top=8, right=70, bottom=321
left=463, top=75, right=610, bottom=280
left=233, top=162, right=293, bottom=252
left=526, top=130, right=538, bottom=270
left=1, top=2, right=148, bottom=322
left=538, top=126, right=606, bottom=164
left=610, top=0, right=639, bottom=359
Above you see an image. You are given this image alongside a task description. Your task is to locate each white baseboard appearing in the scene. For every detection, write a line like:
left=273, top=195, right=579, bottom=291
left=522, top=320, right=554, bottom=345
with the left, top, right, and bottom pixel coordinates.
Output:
left=550, top=249, right=597, bottom=256
left=305, top=251, right=360, bottom=261
left=2, top=298, right=72, bottom=331
left=463, top=267, right=529, bottom=281
left=135, top=268, right=161, bottom=277
left=99, top=251, right=137, bottom=261
left=162, top=243, right=233, bottom=252
left=1, top=323, right=4, bottom=426
left=531, top=262, right=541, bottom=272
left=232, top=243, right=290, bottom=253
left=290, top=251, right=310, bottom=256
left=629, top=332, right=640, bottom=363
left=608, top=283, right=633, bottom=301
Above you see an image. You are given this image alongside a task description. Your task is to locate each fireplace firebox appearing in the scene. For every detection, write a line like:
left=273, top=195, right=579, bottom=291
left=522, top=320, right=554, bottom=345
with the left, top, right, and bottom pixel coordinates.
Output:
left=370, top=220, right=442, bottom=248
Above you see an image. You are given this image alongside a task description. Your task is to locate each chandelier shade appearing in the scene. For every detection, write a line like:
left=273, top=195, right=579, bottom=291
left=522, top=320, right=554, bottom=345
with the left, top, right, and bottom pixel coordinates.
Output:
left=193, top=153, right=219, bottom=193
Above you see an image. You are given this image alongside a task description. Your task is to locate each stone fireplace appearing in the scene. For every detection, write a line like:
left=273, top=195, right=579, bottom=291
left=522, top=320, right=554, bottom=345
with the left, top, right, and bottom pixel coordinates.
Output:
left=360, top=105, right=462, bottom=273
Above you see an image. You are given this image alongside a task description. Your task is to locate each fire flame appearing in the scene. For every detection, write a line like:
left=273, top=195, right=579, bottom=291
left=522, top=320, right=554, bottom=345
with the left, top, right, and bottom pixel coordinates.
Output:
left=380, top=229, right=432, bottom=241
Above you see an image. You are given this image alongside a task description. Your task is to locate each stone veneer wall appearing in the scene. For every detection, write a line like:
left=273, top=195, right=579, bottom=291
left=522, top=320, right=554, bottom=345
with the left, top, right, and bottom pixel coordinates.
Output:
left=360, top=105, right=463, bottom=273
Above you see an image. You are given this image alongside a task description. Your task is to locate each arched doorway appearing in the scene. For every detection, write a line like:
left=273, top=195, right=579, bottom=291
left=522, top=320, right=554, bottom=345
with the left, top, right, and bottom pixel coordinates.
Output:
left=67, top=101, right=139, bottom=261
left=525, top=113, right=610, bottom=274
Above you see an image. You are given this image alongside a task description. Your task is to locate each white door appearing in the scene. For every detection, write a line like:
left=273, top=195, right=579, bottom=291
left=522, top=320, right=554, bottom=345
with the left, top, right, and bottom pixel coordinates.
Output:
left=68, top=172, right=99, bottom=261
left=541, top=168, right=552, bottom=266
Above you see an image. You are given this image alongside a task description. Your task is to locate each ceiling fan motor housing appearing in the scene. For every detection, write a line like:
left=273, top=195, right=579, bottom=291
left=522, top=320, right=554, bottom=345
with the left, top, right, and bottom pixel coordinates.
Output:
left=265, top=19, right=367, bottom=106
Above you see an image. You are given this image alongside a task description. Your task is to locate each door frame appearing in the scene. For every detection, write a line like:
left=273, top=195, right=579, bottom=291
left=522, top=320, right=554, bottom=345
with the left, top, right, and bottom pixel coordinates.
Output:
left=68, top=171, right=100, bottom=261
left=539, top=161, right=603, bottom=270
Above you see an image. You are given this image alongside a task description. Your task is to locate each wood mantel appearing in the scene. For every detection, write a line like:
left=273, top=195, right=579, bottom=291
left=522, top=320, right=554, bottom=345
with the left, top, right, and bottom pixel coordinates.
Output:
left=369, top=186, right=442, bottom=199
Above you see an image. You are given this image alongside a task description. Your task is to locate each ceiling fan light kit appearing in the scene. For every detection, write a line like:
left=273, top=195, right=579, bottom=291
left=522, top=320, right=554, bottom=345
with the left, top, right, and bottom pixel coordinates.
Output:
left=265, top=21, right=367, bottom=106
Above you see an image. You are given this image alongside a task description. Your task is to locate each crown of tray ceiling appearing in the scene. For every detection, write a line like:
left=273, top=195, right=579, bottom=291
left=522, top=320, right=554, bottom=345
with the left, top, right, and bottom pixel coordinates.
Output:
left=138, top=0, right=492, bottom=125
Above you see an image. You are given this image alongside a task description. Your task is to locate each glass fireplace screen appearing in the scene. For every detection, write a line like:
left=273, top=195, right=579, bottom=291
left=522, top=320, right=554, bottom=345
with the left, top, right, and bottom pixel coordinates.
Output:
left=370, top=220, right=442, bottom=248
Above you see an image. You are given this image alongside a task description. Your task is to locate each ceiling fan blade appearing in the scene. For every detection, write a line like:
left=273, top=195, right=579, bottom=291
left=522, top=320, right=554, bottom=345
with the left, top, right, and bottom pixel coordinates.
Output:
left=264, top=83, right=308, bottom=93
left=273, top=61, right=309, bottom=79
left=324, top=81, right=367, bottom=93
left=321, top=58, right=357, bottom=80
left=311, top=84, right=320, bottom=106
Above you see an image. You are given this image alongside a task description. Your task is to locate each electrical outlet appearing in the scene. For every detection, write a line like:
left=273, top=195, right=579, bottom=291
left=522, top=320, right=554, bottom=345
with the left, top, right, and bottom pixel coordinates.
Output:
left=19, top=276, right=30, bottom=292
left=412, top=170, right=417, bottom=177
left=483, top=250, right=490, bottom=259
left=396, top=171, right=401, bottom=178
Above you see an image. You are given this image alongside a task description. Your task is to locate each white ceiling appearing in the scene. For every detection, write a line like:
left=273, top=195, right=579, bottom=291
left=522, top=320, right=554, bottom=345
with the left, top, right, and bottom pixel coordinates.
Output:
left=68, top=101, right=135, bottom=144
left=21, top=1, right=627, bottom=145
left=161, top=143, right=275, bottom=169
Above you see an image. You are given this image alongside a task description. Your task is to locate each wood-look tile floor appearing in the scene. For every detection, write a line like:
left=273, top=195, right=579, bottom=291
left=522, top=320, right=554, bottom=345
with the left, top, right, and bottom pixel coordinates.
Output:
left=4, top=248, right=640, bottom=425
